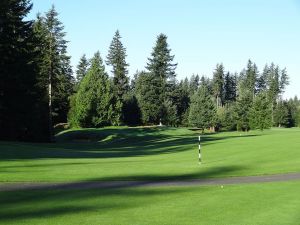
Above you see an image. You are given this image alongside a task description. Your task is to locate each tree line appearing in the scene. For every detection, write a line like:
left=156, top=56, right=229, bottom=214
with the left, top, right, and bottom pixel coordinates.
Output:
left=1, top=0, right=299, bottom=142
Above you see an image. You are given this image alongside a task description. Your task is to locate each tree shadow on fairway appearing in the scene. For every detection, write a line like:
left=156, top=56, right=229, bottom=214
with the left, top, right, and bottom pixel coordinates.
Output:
left=0, top=165, right=245, bottom=224
left=0, top=127, right=262, bottom=161
left=83, top=165, right=246, bottom=182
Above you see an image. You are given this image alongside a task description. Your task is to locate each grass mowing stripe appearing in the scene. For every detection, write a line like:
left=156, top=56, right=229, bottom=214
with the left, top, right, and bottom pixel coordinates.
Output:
left=0, top=181, right=300, bottom=225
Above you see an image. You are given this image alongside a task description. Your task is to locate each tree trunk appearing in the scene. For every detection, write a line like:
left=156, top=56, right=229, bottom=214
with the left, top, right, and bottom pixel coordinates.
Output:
left=48, top=35, right=54, bottom=142
left=48, top=65, right=53, bottom=142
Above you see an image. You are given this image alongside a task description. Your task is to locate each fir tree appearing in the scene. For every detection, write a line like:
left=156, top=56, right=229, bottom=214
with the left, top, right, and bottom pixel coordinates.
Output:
left=69, top=52, right=112, bottom=127
left=189, top=74, right=200, bottom=96
left=0, top=0, right=49, bottom=141
left=224, top=72, right=237, bottom=104
left=106, top=30, right=129, bottom=99
left=106, top=30, right=129, bottom=125
left=188, top=84, right=216, bottom=131
left=122, top=92, right=141, bottom=126
left=245, top=60, right=259, bottom=99
left=135, top=71, right=161, bottom=124
left=234, top=91, right=252, bottom=132
left=33, top=5, right=74, bottom=137
left=273, top=100, right=289, bottom=128
left=76, top=54, right=89, bottom=83
left=176, top=79, right=190, bottom=125
left=265, top=63, right=289, bottom=124
left=212, top=63, right=225, bottom=108
left=249, top=93, right=272, bottom=130
left=146, top=33, right=177, bottom=122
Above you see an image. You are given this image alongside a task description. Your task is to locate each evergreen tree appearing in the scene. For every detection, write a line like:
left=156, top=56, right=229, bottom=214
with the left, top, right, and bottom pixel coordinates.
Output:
left=224, top=72, right=237, bottom=104
left=273, top=100, right=289, bottom=127
left=33, top=5, right=74, bottom=136
left=106, top=30, right=129, bottom=125
left=76, top=54, right=89, bottom=83
left=297, top=107, right=300, bottom=128
left=212, top=63, right=225, bottom=108
left=122, top=92, right=141, bottom=126
left=106, top=30, right=129, bottom=99
left=69, top=52, right=112, bottom=127
left=161, top=99, right=179, bottom=126
left=0, top=0, right=49, bottom=141
left=286, top=98, right=299, bottom=127
left=264, top=63, right=289, bottom=124
left=246, top=60, right=259, bottom=98
left=216, top=106, right=237, bottom=131
left=176, top=79, right=190, bottom=126
left=135, top=71, right=161, bottom=124
left=249, top=93, right=272, bottom=130
left=189, top=74, right=199, bottom=96
left=188, top=84, right=216, bottom=131
left=146, top=33, right=177, bottom=123
left=234, top=91, right=252, bottom=131
left=256, top=65, right=268, bottom=94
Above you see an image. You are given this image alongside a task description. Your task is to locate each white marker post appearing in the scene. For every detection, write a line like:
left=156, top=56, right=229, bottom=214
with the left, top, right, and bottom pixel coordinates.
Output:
left=198, top=135, right=201, bottom=164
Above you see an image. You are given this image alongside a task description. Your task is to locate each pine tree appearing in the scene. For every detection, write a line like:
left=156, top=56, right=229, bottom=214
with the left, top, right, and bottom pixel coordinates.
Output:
left=122, top=92, right=141, bottom=126
left=297, top=107, right=300, bottom=128
left=216, top=105, right=237, bottom=131
left=69, top=52, right=112, bottom=128
left=146, top=33, right=177, bottom=123
left=265, top=63, right=289, bottom=124
left=106, top=30, right=129, bottom=98
left=176, top=79, right=190, bottom=125
left=0, top=0, right=49, bottom=141
left=234, top=91, right=252, bottom=132
left=76, top=54, right=89, bottom=83
left=188, top=84, right=216, bottom=131
left=33, top=5, right=74, bottom=137
left=135, top=71, right=161, bottom=124
left=246, top=60, right=259, bottom=99
left=273, top=100, right=289, bottom=128
left=249, top=93, right=272, bottom=130
left=189, top=74, right=200, bottom=96
left=256, top=65, right=268, bottom=94
left=212, top=63, right=225, bottom=108
left=106, top=30, right=129, bottom=125
left=224, top=72, right=237, bottom=104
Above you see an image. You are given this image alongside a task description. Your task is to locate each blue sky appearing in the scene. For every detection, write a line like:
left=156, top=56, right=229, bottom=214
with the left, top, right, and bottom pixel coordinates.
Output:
left=28, top=0, right=300, bottom=99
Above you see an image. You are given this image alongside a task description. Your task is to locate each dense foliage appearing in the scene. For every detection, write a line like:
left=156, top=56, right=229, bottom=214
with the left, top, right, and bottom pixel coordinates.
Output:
left=69, top=52, right=112, bottom=127
left=1, top=0, right=298, bottom=142
left=0, top=0, right=49, bottom=141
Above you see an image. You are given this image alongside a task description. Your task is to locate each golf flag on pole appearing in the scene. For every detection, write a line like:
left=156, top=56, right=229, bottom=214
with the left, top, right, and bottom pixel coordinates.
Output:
left=198, top=135, right=201, bottom=164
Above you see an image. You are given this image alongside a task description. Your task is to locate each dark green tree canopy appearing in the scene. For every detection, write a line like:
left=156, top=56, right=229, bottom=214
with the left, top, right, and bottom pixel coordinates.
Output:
left=135, top=71, right=161, bottom=124
left=212, top=63, right=225, bottom=108
left=249, top=92, right=272, bottom=130
left=106, top=30, right=129, bottom=99
left=0, top=0, right=49, bottom=141
left=189, top=83, right=216, bottom=130
left=146, top=33, right=177, bottom=81
left=33, top=5, right=74, bottom=126
left=69, top=52, right=112, bottom=128
left=76, top=54, right=89, bottom=83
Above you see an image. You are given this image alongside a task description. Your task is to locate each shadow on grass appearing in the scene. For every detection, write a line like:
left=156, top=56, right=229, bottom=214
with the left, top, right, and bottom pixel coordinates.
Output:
left=0, top=165, right=244, bottom=223
left=0, top=127, right=261, bottom=161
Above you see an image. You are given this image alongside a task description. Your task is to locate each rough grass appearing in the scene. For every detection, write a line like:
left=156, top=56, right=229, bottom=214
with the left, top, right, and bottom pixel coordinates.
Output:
left=0, top=127, right=300, bottom=182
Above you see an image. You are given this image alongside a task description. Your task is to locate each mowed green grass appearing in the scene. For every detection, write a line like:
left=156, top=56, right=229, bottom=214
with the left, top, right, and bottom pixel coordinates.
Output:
left=1, top=128, right=300, bottom=225
left=0, top=127, right=300, bottom=182
left=1, top=181, right=300, bottom=225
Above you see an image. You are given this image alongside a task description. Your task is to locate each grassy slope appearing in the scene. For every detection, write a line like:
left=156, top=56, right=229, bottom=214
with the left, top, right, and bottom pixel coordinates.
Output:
left=1, top=181, right=300, bottom=225
left=1, top=127, right=300, bottom=225
left=0, top=127, right=300, bottom=182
